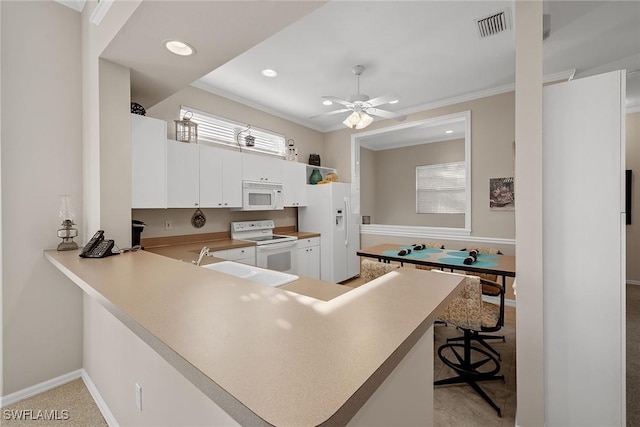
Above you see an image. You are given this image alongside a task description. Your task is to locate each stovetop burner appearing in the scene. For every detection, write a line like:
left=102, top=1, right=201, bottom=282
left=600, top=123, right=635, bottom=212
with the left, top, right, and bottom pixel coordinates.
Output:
left=231, top=220, right=298, bottom=246
left=244, top=235, right=291, bottom=242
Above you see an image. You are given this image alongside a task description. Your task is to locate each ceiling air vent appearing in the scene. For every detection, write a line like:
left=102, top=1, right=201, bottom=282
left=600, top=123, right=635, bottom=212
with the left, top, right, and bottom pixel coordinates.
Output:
left=475, top=9, right=512, bottom=38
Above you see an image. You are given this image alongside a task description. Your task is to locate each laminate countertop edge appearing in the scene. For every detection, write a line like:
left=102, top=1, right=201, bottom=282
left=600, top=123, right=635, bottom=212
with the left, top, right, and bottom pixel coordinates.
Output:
left=44, top=249, right=464, bottom=426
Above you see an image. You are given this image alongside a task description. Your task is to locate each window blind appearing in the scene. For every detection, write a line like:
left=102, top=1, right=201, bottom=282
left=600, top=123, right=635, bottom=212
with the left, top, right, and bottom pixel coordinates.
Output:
left=416, top=161, right=466, bottom=214
left=179, top=106, right=286, bottom=157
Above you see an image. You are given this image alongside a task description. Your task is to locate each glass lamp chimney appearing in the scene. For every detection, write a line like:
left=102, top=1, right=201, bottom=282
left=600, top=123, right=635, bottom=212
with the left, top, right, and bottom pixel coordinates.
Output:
left=57, top=195, right=78, bottom=251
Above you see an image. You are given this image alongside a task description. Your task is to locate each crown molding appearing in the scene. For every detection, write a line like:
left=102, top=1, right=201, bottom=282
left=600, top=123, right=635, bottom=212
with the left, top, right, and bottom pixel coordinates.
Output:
left=54, top=0, right=85, bottom=12
left=90, top=0, right=114, bottom=25
left=190, top=81, right=326, bottom=133
left=194, top=69, right=578, bottom=134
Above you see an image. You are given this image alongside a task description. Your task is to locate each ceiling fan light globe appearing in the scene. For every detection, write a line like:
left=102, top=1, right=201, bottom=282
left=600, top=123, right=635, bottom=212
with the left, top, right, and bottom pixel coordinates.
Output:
left=355, top=113, right=374, bottom=129
left=343, top=111, right=361, bottom=128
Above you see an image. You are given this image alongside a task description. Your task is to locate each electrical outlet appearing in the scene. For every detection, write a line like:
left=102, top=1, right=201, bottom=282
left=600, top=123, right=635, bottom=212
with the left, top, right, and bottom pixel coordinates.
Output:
left=165, top=220, right=173, bottom=230
left=135, top=382, right=142, bottom=411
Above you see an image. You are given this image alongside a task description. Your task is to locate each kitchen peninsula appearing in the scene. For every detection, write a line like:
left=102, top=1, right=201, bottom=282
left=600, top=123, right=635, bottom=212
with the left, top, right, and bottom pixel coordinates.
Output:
left=44, top=248, right=464, bottom=426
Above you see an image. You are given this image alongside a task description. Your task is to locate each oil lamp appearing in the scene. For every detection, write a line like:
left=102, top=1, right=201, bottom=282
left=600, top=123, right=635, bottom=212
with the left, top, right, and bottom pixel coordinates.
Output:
left=57, top=194, right=78, bottom=251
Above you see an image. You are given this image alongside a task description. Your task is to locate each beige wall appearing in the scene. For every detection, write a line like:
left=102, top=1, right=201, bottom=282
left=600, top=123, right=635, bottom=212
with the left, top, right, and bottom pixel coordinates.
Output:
left=133, top=208, right=298, bottom=239
left=514, top=1, right=544, bottom=424
left=360, top=148, right=376, bottom=223
left=325, top=92, right=516, bottom=239
left=81, top=0, right=141, bottom=240
left=1, top=1, right=83, bottom=394
left=626, top=111, right=640, bottom=282
left=84, top=295, right=240, bottom=425
left=99, top=59, right=132, bottom=247
left=365, top=139, right=465, bottom=228
left=148, top=86, right=325, bottom=169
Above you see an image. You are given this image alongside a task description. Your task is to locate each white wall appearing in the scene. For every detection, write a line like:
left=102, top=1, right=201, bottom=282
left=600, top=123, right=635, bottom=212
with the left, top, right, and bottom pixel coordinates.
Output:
left=1, top=1, right=83, bottom=395
left=543, top=71, right=625, bottom=426
left=626, top=112, right=640, bottom=282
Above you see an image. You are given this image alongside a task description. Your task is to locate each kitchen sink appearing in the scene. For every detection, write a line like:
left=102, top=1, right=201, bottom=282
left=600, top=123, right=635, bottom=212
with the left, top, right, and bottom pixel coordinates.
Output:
left=202, top=261, right=299, bottom=287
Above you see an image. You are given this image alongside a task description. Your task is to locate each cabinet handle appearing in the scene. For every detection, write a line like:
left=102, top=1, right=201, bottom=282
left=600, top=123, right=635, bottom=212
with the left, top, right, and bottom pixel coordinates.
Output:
left=195, top=203, right=199, bottom=206
left=224, top=203, right=228, bottom=206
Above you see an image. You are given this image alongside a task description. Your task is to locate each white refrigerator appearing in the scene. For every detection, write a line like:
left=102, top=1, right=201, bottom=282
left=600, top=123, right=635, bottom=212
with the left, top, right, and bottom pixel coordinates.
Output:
left=298, top=182, right=360, bottom=283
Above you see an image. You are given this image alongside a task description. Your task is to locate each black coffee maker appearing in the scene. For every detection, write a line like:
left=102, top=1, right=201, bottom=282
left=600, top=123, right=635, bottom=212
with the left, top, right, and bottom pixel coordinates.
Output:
left=132, top=220, right=145, bottom=248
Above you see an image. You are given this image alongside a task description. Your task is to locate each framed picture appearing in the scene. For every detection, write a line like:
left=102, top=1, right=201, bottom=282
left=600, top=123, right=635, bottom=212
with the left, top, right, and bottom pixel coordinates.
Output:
left=490, top=177, right=515, bottom=211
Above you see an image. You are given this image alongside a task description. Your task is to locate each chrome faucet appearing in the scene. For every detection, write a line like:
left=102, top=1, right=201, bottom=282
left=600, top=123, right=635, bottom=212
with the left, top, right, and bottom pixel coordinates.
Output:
left=193, top=246, right=209, bottom=266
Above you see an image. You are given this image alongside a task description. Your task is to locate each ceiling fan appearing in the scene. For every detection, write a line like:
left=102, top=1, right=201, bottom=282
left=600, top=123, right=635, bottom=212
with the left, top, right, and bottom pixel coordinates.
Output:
left=309, top=65, right=406, bottom=129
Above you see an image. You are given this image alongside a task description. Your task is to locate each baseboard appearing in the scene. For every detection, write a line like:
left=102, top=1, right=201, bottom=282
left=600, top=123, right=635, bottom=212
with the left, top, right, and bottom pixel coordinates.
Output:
left=483, top=295, right=517, bottom=308
left=81, top=370, right=119, bottom=427
left=627, top=280, right=640, bottom=286
left=0, top=369, right=82, bottom=408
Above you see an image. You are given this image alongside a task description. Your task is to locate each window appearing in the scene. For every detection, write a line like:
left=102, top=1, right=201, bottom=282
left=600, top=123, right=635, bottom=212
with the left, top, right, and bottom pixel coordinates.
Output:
left=179, top=106, right=286, bottom=157
left=416, top=161, right=466, bottom=214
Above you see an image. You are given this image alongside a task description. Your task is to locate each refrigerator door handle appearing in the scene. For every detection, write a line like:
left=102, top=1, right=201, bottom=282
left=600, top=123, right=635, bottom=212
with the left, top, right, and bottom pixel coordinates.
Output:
left=344, top=197, right=350, bottom=246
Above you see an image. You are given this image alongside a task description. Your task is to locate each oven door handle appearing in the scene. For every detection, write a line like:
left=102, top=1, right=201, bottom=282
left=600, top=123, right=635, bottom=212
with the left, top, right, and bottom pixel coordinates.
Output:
left=256, top=240, right=298, bottom=251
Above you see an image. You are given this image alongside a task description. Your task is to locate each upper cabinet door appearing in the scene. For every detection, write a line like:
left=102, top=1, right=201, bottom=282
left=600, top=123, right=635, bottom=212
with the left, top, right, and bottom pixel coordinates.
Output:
left=131, top=114, right=167, bottom=208
left=282, top=161, right=307, bottom=207
left=200, top=145, right=242, bottom=208
left=242, top=152, right=282, bottom=182
left=167, top=140, right=199, bottom=208
left=221, top=149, right=242, bottom=207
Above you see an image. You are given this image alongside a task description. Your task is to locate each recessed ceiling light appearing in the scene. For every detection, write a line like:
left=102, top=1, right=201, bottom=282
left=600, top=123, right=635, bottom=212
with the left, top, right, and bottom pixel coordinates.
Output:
left=164, top=40, right=195, bottom=56
left=322, top=100, right=333, bottom=106
left=261, top=69, right=278, bottom=78
left=445, top=130, right=454, bottom=134
left=389, top=99, right=399, bottom=104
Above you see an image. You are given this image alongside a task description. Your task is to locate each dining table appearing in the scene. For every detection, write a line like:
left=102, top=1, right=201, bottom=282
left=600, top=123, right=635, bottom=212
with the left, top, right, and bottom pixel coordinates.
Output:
left=357, top=243, right=516, bottom=287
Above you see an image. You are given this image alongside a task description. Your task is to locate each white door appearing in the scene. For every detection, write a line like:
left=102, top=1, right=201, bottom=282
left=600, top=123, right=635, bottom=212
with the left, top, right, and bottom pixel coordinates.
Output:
left=543, top=70, right=625, bottom=425
left=221, top=149, right=242, bottom=207
left=242, top=152, right=282, bottom=182
left=167, top=140, right=199, bottom=208
left=131, top=114, right=167, bottom=208
left=283, top=161, right=307, bottom=206
left=199, top=145, right=223, bottom=207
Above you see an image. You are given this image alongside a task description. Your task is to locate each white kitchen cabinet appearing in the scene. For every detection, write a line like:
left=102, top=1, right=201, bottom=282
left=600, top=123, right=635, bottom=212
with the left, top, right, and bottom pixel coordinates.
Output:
left=296, top=237, right=320, bottom=279
left=167, top=139, right=199, bottom=208
left=282, top=162, right=307, bottom=207
left=242, top=153, right=282, bottom=182
left=131, top=114, right=167, bottom=208
left=211, top=246, right=256, bottom=266
left=199, top=145, right=242, bottom=208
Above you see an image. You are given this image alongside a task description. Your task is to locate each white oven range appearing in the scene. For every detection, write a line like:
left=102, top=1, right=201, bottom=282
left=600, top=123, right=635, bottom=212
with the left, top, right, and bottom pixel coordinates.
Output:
left=231, top=220, right=298, bottom=274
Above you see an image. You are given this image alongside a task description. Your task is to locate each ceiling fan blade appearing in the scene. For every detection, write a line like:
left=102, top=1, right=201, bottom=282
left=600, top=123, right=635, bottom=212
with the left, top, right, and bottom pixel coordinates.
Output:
left=367, top=108, right=407, bottom=121
left=308, top=108, right=350, bottom=119
left=321, top=96, right=352, bottom=107
left=366, top=94, right=400, bottom=107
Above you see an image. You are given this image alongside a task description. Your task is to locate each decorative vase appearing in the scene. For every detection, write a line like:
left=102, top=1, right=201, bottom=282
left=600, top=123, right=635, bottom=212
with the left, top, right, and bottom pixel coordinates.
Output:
left=309, top=169, right=323, bottom=185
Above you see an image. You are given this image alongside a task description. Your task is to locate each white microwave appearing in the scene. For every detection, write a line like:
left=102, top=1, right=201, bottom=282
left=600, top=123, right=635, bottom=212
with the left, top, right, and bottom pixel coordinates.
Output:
left=239, top=181, right=284, bottom=211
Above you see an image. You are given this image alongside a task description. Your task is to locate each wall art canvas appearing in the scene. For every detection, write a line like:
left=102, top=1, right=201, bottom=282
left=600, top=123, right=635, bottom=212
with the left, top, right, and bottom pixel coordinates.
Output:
left=490, top=177, right=515, bottom=211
